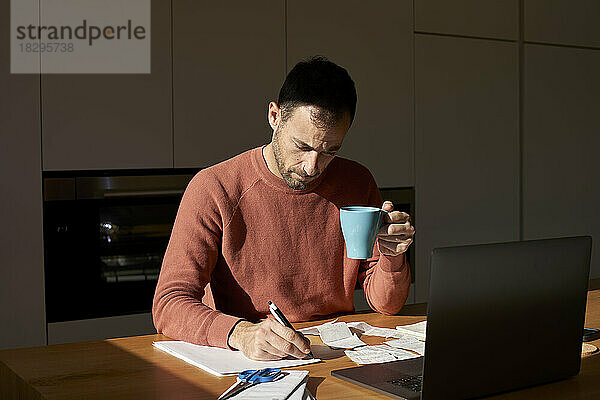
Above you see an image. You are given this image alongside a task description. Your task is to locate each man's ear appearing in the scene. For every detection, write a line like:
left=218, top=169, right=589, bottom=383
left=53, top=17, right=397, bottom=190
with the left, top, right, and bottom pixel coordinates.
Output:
left=267, top=102, right=281, bottom=131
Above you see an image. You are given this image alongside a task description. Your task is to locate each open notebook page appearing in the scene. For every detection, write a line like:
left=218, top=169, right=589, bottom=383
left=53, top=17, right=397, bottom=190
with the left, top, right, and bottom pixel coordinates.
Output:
left=153, top=341, right=320, bottom=376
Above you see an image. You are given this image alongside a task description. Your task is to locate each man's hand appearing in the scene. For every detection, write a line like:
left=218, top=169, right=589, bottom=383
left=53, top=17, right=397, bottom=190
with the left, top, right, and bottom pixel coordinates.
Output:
left=227, top=319, right=312, bottom=361
left=377, top=201, right=415, bottom=257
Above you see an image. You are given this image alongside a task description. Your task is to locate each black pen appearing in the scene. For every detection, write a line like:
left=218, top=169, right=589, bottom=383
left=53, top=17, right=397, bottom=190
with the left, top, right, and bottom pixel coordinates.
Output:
left=268, top=301, right=315, bottom=359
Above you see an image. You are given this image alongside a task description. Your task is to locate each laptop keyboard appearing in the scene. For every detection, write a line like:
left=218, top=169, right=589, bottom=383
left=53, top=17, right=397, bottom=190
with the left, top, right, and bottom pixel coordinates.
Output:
left=388, top=375, right=423, bottom=392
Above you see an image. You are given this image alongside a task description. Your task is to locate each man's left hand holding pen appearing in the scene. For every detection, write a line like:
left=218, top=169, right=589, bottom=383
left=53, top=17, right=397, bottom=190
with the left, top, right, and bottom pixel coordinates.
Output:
left=228, top=319, right=313, bottom=361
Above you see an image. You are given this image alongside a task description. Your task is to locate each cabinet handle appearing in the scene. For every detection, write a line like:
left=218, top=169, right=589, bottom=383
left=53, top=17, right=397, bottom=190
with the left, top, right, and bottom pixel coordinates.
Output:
left=103, top=189, right=184, bottom=198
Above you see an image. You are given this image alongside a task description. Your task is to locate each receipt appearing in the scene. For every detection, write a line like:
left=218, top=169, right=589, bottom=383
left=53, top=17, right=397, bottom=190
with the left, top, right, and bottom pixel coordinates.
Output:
left=318, top=322, right=352, bottom=342
left=318, top=322, right=366, bottom=349
left=347, top=322, right=404, bottom=338
left=385, top=336, right=426, bottom=355
left=371, top=344, right=421, bottom=359
left=396, top=321, right=427, bottom=340
left=298, top=319, right=338, bottom=336
left=345, top=345, right=421, bottom=365
left=344, top=346, right=397, bottom=364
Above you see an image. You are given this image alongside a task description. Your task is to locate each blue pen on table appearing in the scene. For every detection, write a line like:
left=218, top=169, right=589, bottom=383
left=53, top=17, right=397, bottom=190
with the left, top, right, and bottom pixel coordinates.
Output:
left=268, top=301, right=315, bottom=359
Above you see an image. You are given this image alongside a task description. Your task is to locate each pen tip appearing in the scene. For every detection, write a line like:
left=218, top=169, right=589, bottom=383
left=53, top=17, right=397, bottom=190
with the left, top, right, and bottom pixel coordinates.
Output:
left=268, top=301, right=273, bottom=306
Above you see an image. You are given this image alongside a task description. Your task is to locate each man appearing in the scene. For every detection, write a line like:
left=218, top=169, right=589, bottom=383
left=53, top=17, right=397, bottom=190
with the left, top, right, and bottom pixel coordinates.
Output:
left=153, top=56, right=415, bottom=361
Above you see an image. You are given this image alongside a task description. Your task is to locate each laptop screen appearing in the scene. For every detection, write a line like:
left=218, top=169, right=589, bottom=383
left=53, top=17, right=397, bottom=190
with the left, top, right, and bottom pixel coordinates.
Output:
left=422, top=236, right=591, bottom=398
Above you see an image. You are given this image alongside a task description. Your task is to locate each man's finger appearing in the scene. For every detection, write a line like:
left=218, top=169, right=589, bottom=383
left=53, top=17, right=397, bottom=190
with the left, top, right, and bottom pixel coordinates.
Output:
left=381, top=201, right=394, bottom=212
left=378, top=232, right=414, bottom=242
left=383, top=211, right=411, bottom=224
left=379, top=238, right=413, bottom=254
left=266, top=331, right=309, bottom=359
left=269, top=319, right=311, bottom=352
left=257, top=338, right=289, bottom=359
left=268, top=321, right=311, bottom=358
left=379, top=238, right=413, bottom=248
left=250, top=347, right=286, bottom=361
left=378, top=222, right=413, bottom=236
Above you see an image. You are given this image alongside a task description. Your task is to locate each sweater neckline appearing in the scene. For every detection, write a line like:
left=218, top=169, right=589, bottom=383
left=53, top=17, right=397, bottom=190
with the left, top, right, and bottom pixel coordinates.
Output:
left=251, top=145, right=327, bottom=194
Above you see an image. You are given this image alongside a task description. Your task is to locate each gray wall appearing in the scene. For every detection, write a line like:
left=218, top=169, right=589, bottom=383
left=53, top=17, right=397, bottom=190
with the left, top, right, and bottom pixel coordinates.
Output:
left=522, top=46, right=600, bottom=276
left=287, top=0, right=414, bottom=188
left=412, top=0, right=600, bottom=301
left=414, top=34, right=520, bottom=302
left=1, top=0, right=599, bottom=348
left=520, top=1, right=600, bottom=279
left=173, top=1, right=285, bottom=168
left=0, top=0, right=46, bottom=349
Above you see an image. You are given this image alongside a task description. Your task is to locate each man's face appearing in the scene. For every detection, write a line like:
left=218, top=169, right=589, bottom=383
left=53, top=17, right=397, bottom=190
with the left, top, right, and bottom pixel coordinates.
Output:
left=271, top=105, right=350, bottom=190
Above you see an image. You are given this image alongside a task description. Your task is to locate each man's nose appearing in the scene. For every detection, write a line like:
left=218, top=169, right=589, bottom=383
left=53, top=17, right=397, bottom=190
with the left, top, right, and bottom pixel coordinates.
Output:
left=303, top=151, right=320, bottom=177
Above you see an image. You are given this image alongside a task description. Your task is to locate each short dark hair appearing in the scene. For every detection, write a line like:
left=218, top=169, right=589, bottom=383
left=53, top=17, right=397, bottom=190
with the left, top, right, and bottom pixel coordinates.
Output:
left=277, top=56, right=357, bottom=128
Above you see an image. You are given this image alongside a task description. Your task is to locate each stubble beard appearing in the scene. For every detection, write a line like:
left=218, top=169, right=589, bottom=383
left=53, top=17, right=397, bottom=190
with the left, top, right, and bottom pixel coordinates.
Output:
left=272, top=128, right=309, bottom=190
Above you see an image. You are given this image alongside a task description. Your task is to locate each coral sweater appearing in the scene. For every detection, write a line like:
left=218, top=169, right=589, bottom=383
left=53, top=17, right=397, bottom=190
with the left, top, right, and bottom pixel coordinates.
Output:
left=152, top=146, right=411, bottom=348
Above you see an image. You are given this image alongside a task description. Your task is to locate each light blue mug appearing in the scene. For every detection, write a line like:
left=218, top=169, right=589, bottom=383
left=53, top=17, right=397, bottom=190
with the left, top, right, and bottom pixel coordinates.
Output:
left=340, top=206, right=389, bottom=259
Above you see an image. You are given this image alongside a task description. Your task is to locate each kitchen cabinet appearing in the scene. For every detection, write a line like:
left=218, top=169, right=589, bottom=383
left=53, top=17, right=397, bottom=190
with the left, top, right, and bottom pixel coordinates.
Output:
left=525, top=0, right=600, bottom=49
left=173, top=1, right=285, bottom=168
left=287, top=0, right=414, bottom=188
left=41, top=0, right=172, bottom=170
left=0, top=0, right=46, bottom=349
left=523, top=44, right=600, bottom=278
left=414, top=34, right=519, bottom=302
left=416, top=0, right=518, bottom=40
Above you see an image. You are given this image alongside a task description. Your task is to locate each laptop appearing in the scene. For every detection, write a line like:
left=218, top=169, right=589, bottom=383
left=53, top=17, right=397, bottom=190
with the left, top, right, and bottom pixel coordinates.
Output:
left=332, top=236, right=592, bottom=399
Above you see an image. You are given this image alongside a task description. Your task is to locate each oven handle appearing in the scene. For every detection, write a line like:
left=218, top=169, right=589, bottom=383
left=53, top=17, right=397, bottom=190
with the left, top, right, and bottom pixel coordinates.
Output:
left=103, top=189, right=185, bottom=198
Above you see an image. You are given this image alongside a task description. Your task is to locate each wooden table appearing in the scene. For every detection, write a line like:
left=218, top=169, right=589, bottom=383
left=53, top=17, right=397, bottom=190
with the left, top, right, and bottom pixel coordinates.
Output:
left=2, top=290, right=599, bottom=399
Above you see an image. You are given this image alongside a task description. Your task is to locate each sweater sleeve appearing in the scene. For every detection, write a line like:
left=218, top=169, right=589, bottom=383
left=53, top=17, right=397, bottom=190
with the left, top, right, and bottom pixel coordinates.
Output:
left=152, top=172, right=242, bottom=348
left=357, top=177, right=412, bottom=315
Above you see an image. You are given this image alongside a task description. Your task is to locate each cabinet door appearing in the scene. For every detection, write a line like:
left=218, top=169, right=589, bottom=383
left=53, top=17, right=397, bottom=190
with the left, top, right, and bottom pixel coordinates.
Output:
left=415, top=35, right=519, bottom=302
left=173, top=1, right=285, bottom=168
left=525, top=0, right=600, bottom=48
left=523, top=44, right=600, bottom=278
left=287, top=0, right=414, bottom=188
left=42, top=0, right=172, bottom=170
left=0, top=0, right=46, bottom=349
left=416, top=0, right=518, bottom=40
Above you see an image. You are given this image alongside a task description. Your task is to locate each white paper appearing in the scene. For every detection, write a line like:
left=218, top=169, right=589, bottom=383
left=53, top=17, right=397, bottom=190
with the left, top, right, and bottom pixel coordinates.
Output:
left=153, top=341, right=320, bottom=376
left=318, top=322, right=352, bottom=342
left=317, top=322, right=366, bottom=349
left=396, top=321, right=427, bottom=340
left=345, top=321, right=373, bottom=333
left=218, top=370, right=309, bottom=400
left=347, top=321, right=404, bottom=339
left=384, top=335, right=421, bottom=347
left=344, top=346, right=397, bottom=364
left=385, top=336, right=426, bottom=355
left=345, top=345, right=421, bottom=365
left=298, top=319, right=338, bottom=335
left=323, top=333, right=366, bottom=349
left=304, top=320, right=402, bottom=339
left=370, top=344, right=421, bottom=360
left=287, top=381, right=307, bottom=400
left=286, top=376, right=316, bottom=400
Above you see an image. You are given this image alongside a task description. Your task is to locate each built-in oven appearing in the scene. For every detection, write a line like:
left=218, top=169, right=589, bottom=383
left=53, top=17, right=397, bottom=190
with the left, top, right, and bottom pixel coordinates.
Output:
left=43, top=170, right=197, bottom=326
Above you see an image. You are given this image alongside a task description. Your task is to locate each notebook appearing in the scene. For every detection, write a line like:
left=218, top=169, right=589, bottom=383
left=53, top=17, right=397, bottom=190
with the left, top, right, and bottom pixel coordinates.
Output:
left=153, top=341, right=320, bottom=376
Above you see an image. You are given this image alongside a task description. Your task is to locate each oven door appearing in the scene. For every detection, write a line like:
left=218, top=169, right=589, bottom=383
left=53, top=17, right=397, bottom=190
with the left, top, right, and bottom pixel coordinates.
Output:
left=43, top=173, right=194, bottom=323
